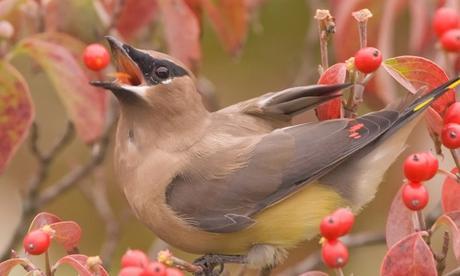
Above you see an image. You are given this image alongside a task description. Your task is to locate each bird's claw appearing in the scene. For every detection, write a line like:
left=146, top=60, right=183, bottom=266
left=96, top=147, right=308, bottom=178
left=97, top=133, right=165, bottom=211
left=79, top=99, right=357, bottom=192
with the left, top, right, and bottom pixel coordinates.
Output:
left=193, top=255, right=224, bottom=276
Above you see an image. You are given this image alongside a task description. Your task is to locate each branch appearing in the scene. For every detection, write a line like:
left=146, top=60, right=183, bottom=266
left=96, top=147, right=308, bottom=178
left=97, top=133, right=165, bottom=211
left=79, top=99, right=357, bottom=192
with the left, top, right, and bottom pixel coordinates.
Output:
left=80, top=168, right=121, bottom=269
left=279, top=231, right=385, bottom=276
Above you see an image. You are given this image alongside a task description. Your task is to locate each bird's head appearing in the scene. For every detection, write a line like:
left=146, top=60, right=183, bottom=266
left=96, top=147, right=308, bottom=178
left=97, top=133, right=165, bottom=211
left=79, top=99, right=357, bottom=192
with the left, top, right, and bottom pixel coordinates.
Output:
left=91, top=36, right=204, bottom=116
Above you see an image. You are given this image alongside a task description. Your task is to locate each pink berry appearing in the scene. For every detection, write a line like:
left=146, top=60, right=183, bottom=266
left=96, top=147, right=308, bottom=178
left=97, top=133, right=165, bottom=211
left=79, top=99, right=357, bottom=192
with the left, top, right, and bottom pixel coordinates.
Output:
left=402, top=184, right=429, bottom=211
left=321, top=239, right=349, bottom=268
left=121, top=249, right=149, bottom=269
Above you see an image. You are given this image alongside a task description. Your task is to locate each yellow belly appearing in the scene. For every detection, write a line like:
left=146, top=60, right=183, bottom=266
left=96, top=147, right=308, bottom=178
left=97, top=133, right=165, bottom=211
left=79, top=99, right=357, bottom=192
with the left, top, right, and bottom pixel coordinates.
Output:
left=208, top=182, right=347, bottom=254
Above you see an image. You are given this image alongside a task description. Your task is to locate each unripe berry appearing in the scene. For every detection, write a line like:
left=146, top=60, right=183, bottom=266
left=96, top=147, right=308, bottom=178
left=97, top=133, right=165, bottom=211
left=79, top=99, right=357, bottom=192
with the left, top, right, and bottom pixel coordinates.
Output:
left=23, top=229, right=51, bottom=255
left=141, top=262, right=167, bottom=276
left=444, top=102, right=460, bottom=125
left=83, top=43, right=110, bottom=71
left=433, top=8, right=459, bottom=37
left=354, top=47, right=383, bottom=74
left=119, top=267, right=144, bottom=276
left=441, top=123, right=460, bottom=149
left=440, top=29, right=460, bottom=52
left=321, top=239, right=349, bottom=268
left=121, top=249, right=149, bottom=269
left=402, top=184, right=429, bottom=211
left=333, top=208, right=355, bottom=237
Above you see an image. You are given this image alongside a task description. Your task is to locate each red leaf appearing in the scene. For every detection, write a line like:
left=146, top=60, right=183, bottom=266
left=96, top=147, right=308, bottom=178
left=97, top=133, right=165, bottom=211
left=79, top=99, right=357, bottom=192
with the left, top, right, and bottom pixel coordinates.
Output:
left=18, top=35, right=108, bottom=144
left=315, top=63, right=347, bottom=121
left=28, top=212, right=62, bottom=232
left=54, top=255, right=92, bottom=276
left=383, top=56, right=455, bottom=135
left=0, top=62, right=34, bottom=175
left=49, top=221, right=82, bottom=251
left=299, top=271, right=329, bottom=276
left=158, top=0, right=201, bottom=71
left=202, top=0, right=248, bottom=55
left=433, top=211, right=460, bottom=262
left=0, top=258, right=30, bottom=275
left=442, top=167, right=460, bottom=213
left=380, top=232, right=436, bottom=276
left=385, top=185, right=415, bottom=248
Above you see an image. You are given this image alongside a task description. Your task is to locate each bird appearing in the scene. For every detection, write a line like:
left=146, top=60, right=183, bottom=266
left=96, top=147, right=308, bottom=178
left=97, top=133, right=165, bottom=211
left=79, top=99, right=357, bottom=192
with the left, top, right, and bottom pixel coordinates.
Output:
left=92, top=36, right=460, bottom=274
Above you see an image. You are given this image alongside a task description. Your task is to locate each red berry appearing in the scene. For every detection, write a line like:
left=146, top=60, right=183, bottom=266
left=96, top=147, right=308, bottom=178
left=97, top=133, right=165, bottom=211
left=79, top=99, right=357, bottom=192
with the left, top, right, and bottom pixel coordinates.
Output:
left=444, top=102, right=460, bottom=125
left=440, top=29, right=460, bottom=52
left=321, top=239, right=349, bottom=268
left=403, top=153, right=431, bottom=182
left=83, top=43, right=110, bottom=71
left=320, top=215, right=341, bottom=240
left=402, top=184, right=429, bottom=211
left=423, top=152, right=439, bottom=179
left=407, top=180, right=423, bottom=187
left=119, top=267, right=144, bottom=276
left=333, top=208, right=355, bottom=237
left=23, top=229, right=51, bottom=255
left=433, top=8, right=459, bottom=37
left=141, top=262, right=167, bottom=276
left=121, top=249, right=149, bottom=269
left=441, top=123, right=460, bottom=149
left=165, top=268, right=184, bottom=276
left=354, top=47, right=383, bottom=74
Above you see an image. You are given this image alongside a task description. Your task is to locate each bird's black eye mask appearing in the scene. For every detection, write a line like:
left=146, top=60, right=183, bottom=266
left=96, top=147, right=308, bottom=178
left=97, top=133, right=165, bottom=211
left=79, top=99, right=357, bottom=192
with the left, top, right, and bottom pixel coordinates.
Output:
left=122, top=44, right=188, bottom=85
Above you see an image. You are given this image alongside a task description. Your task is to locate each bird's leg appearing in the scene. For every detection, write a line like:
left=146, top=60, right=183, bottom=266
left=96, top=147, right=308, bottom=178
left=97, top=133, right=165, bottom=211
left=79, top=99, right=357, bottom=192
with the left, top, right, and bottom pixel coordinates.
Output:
left=193, top=254, right=247, bottom=276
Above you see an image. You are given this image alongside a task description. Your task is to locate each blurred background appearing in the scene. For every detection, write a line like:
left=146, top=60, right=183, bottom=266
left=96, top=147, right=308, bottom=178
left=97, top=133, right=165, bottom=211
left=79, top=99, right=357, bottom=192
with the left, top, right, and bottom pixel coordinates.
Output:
left=0, top=0, right=459, bottom=275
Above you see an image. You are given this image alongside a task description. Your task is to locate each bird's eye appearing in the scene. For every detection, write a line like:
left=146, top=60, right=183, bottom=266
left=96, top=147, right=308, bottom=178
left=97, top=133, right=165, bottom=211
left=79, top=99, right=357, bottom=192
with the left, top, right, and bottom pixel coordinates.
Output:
left=155, top=66, right=169, bottom=79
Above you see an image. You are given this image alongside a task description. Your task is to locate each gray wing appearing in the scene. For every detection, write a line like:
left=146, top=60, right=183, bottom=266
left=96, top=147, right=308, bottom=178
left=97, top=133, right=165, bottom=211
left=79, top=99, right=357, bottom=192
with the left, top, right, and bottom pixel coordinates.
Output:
left=166, top=110, right=399, bottom=233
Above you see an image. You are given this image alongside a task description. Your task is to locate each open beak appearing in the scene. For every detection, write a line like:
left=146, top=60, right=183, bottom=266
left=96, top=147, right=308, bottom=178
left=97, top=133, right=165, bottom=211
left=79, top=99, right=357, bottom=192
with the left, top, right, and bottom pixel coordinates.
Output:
left=90, top=36, right=144, bottom=91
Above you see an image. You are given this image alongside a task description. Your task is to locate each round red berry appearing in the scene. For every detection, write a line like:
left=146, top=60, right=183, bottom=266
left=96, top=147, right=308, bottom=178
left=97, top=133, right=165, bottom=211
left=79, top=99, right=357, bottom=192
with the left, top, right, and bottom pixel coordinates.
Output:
left=165, top=268, right=184, bottom=276
left=402, top=183, right=429, bottom=211
left=354, top=47, right=383, bottom=74
left=333, top=208, right=355, bottom=237
left=403, top=153, right=432, bottom=182
left=423, top=152, right=439, bottom=179
left=119, top=267, right=144, bottom=276
left=440, top=29, right=460, bottom=52
left=83, top=43, right=110, bottom=71
left=444, top=102, right=460, bottom=125
left=320, top=215, right=341, bottom=240
left=141, top=262, right=167, bottom=276
left=23, top=229, right=51, bottom=255
left=441, top=123, right=460, bottom=149
left=321, top=239, right=349, bottom=268
left=407, top=180, right=423, bottom=187
left=121, top=249, right=149, bottom=269
left=433, top=8, right=459, bottom=37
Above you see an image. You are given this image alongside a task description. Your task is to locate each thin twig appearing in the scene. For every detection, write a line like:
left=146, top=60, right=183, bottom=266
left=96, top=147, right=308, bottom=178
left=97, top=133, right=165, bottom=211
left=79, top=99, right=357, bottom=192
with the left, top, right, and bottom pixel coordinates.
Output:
left=279, top=231, right=385, bottom=276
left=432, top=231, right=449, bottom=275
left=445, top=266, right=460, bottom=276
left=314, top=9, right=335, bottom=74
left=416, top=210, right=427, bottom=231
left=80, top=168, right=121, bottom=269
left=335, top=268, right=344, bottom=276
left=157, top=250, right=204, bottom=274
left=105, top=0, right=125, bottom=34
left=450, top=149, right=460, bottom=172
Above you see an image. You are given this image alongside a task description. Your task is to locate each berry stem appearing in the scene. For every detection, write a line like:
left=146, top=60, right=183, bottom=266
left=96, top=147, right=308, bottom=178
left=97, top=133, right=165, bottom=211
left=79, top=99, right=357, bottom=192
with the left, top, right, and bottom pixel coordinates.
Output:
left=314, top=9, right=335, bottom=74
left=334, top=268, right=345, bottom=276
left=437, top=168, right=460, bottom=182
left=415, top=210, right=427, bottom=231
left=45, top=250, right=51, bottom=276
left=450, top=149, right=460, bottom=172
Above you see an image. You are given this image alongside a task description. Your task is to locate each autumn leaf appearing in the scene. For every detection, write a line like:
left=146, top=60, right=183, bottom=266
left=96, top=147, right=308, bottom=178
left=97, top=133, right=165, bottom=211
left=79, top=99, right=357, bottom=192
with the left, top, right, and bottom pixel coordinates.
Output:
left=49, top=221, right=82, bottom=252
left=158, top=0, right=201, bottom=71
left=53, top=255, right=92, bottom=276
left=28, top=212, right=62, bottom=232
left=0, top=61, right=34, bottom=175
left=0, top=258, right=30, bottom=275
left=380, top=232, right=436, bottom=276
left=385, top=185, right=415, bottom=248
left=442, top=168, right=460, bottom=213
left=202, top=0, right=248, bottom=56
left=315, top=63, right=347, bottom=121
left=433, top=211, right=460, bottom=262
left=17, top=34, right=108, bottom=144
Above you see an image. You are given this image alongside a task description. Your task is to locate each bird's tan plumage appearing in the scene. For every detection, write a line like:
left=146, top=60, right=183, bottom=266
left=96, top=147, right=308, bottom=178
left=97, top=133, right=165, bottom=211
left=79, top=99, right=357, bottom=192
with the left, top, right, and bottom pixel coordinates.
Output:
left=91, top=36, right=460, bottom=268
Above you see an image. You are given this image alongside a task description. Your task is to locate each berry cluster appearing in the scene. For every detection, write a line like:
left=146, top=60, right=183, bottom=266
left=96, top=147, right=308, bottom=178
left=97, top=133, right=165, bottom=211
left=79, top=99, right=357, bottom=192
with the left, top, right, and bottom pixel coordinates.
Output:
left=354, top=47, right=383, bottom=74
left=433, top=7, right=460, bottom=52
left=319, top=208, right=355, bottom=269
left=119, top=249, right=183, bottom=276
left=442, top=103, right=460, bottom=149
left=402, top=152, right=438, bottom=210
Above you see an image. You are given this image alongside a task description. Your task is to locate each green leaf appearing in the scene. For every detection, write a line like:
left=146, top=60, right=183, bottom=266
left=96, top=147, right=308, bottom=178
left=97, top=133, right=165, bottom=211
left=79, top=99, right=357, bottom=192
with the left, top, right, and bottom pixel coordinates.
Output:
left=17, top=34, right=108, bottom=144
left=0, top=61, right=34, bottom=175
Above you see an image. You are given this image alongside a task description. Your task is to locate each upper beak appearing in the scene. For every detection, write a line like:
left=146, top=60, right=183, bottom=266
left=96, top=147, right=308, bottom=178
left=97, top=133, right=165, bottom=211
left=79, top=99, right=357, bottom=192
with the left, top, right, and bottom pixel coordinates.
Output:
left=90, top=36, right=144, bottom=90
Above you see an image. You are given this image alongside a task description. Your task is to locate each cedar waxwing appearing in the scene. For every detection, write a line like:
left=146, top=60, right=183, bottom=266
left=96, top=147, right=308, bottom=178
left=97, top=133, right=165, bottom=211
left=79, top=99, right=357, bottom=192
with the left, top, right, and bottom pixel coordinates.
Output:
left=92, top=36, right=460, bottom=274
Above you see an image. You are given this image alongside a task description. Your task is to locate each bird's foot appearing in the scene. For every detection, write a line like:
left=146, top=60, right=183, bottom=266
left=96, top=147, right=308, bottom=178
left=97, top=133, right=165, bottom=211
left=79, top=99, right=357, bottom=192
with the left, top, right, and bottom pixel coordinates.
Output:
left=193, top=254, right=247, bottom=276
